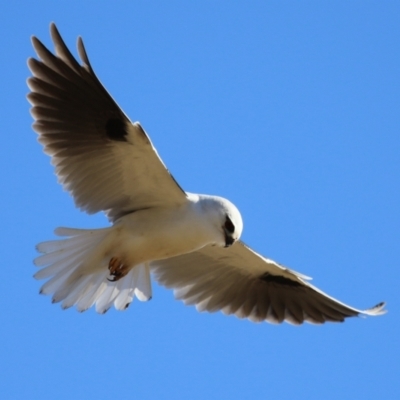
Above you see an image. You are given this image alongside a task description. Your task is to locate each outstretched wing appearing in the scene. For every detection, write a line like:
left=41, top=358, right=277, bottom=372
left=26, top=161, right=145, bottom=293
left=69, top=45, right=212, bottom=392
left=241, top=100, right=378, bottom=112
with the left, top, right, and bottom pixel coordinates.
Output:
left=151, top=241, right=386, bottom=324
left=27, top=23, right=186, bottom=222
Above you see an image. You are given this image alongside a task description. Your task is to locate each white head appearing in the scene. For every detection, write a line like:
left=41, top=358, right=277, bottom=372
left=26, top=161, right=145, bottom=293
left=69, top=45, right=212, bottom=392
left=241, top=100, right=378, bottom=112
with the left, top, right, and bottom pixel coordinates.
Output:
left=196, top=194, right=243, bottom=248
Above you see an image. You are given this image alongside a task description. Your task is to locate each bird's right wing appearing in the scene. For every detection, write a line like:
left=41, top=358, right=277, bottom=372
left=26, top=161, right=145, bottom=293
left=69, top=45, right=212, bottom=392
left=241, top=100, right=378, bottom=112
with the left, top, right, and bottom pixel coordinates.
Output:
left=151, top=241, right=386, bottom=324
left=27, top=23, right=187, bottom=222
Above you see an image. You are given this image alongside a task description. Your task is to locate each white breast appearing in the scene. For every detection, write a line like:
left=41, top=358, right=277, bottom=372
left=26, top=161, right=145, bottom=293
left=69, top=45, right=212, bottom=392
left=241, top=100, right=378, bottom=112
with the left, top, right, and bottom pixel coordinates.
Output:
left=113, top=199, right=223, bottom=267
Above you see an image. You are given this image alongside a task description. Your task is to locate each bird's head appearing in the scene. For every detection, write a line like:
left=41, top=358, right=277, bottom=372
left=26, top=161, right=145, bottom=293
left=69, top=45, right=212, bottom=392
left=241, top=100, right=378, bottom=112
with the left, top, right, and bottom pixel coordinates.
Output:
left=197, top=195, right=243, bottom=248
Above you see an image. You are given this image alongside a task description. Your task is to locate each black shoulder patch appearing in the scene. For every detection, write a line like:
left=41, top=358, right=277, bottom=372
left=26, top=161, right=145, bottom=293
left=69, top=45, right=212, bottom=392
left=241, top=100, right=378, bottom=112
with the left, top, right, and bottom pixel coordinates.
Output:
left=259, top=272, right=302, bottom=287
left=105, top=117, right=127, bottom=142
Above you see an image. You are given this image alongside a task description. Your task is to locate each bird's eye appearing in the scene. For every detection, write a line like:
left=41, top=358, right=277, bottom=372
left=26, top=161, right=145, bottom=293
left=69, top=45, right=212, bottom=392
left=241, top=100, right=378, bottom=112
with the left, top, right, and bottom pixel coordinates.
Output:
left=224, top=216, right=235, bottom=233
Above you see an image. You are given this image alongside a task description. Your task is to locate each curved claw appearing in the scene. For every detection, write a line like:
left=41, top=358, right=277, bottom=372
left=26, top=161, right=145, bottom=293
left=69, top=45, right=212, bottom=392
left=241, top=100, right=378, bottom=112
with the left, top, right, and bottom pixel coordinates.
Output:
left=108, top=256, right=130, bottom=281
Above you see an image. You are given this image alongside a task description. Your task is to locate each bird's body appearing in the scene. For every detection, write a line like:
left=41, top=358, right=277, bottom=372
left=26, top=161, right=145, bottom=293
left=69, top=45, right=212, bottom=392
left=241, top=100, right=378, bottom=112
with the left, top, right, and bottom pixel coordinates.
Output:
left=94, top=193, right=240, bottom=272
left=28, top=23, right=386, bottom=323
left=35, top=193, right=242, bottom=313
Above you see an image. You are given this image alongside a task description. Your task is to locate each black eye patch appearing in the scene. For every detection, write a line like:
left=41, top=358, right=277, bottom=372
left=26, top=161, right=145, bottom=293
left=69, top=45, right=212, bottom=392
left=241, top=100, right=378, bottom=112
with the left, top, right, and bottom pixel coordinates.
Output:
left=224, top=216, right=235, bottom=233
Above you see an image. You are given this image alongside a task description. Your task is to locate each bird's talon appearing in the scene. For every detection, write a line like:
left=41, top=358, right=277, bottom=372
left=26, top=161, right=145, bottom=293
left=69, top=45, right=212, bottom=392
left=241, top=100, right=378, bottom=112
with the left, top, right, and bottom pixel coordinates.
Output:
left=108, top=256, right=129, bottom=281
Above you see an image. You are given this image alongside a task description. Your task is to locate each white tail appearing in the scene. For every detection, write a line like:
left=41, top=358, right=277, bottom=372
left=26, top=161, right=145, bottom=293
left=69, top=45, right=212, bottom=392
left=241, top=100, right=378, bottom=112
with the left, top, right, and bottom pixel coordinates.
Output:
left=34, top=227, right=152, bottom=313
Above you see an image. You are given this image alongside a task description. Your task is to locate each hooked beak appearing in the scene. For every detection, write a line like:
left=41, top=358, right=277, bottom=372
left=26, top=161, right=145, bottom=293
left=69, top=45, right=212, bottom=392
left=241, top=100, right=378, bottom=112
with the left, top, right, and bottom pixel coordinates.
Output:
left=224, top=231, right=235, bottom=248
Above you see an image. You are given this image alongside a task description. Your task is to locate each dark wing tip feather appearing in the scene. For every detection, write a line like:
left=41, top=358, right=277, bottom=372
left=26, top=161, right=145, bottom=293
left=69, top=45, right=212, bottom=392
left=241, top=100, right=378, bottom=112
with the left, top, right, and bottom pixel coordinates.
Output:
left=77, top=36, right=91, bottom=69
left=49, top=23, right=82, bottom=73
left=363, top=301, right=387, bottom=316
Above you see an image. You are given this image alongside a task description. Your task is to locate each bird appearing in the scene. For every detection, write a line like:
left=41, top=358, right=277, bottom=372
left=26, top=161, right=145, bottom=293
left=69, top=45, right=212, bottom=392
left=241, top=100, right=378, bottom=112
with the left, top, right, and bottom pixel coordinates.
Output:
left=27, top=23, right=386, bottom=324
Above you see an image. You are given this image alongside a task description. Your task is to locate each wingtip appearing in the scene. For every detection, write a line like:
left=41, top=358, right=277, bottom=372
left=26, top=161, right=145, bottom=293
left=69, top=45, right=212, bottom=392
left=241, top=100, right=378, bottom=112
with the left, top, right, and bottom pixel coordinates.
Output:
left=363, top=301, right=387, bottom=316
left=77, top=35, right=91, bottom=68
left=49, top=22, right=58, bottom=36
left=30, top=35, right=38, bottom=46
left=30, top=36, right=44, bottom=56
left=29, top=22, right=57, bottom=51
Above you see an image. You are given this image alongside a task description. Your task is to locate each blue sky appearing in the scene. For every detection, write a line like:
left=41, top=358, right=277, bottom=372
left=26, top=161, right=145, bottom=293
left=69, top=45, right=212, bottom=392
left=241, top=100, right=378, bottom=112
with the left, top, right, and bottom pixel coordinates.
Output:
left=1, top=2, right=399, bottom=399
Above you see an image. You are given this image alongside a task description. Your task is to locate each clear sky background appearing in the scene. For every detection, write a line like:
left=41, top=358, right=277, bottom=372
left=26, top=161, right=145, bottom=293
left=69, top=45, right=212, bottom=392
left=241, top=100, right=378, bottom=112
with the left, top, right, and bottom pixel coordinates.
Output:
left=1, top=2, right=399, bottom=399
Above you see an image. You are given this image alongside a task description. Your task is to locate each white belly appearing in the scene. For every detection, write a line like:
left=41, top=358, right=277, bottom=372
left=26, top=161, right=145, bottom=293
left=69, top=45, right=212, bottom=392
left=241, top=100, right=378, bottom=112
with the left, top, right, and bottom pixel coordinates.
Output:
left=110, top=203, right=221, bottom=268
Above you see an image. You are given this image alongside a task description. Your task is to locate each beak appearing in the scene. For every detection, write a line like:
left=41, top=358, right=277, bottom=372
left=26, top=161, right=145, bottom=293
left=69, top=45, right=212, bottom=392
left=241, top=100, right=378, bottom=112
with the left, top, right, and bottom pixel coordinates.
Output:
left=224, top=231, right=235, bottom=248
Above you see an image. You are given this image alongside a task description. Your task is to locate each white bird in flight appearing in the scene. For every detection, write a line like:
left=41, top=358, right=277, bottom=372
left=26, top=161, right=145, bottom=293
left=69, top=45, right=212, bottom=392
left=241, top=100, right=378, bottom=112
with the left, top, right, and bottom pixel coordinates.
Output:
left=28, top=23, right=386, bottom=324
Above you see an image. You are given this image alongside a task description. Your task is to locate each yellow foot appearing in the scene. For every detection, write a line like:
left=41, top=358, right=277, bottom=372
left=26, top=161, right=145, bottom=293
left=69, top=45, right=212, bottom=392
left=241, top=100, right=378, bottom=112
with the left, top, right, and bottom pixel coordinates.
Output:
left=108, top=257, right=129, bottom=282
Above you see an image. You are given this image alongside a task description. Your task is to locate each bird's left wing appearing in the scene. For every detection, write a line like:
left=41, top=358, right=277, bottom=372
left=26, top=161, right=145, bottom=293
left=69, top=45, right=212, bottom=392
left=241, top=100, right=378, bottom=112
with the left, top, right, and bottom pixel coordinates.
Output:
left=27, top=23, right=186, bottom=222
left=151, top=241, right=386, bottom=324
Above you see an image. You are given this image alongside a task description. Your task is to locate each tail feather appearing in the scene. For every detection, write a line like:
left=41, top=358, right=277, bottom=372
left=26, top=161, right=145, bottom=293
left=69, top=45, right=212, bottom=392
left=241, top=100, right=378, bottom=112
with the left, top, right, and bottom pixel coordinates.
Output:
left=60, top=275, right=94, bottom=309
left=34, top=237, right=95, bottom=260
left=95, top=264, right=151, bottom=314
left=35, top=237, right=97, bottom=266
left=76, top=272, right=109, bottom=312
left=134, top=262, right=152, bottom=301
left=95, top=282, right=121, bottom=314
left=34, top=226, right=153, bottom=313
left=36, top=227, right=104, bottom=253
left=34, top=246, right=88, bottom=280
left=114, top=269, right=136, bottom=310
left=40, top=264, right=77, bottom=296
